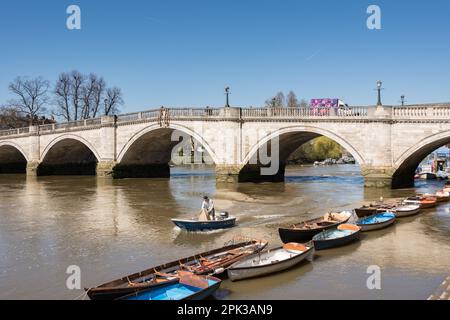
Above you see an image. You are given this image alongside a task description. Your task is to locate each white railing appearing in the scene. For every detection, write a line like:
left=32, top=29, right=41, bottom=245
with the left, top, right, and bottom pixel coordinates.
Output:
left=241, top=107, right=368, bottom=118
left=393, top=105, right=450, bottom=118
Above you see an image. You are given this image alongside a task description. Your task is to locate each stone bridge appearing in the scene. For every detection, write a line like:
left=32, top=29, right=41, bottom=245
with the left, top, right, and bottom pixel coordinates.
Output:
left=1, top=103, right=450, bottom=189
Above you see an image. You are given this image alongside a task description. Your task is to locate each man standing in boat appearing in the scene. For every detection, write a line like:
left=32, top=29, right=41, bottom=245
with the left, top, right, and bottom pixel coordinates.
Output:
left=201, top=196, right=215, bottom=221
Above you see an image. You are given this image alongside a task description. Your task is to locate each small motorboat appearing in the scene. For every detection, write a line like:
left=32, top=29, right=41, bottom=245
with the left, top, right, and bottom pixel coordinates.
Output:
left=227, top=242, right=314, bottom=281
left=120, top=272, right=221, bottom=300
left=356, top=212, right=396, bottom=231
left=403, top=196, right=437, bottom=209
left=172, top=212, right=236, bottom=231
left=85, top=239, right=267, bottom=300
left=312, top=224, right=361, bottom=250
left=392, top=204, right=421, bottom=217
left=278, top=211, right=352, bottom=243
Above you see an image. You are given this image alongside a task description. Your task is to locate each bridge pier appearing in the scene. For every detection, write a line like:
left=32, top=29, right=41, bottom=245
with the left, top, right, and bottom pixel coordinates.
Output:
left=361, top=165, right=394, bottom=188
left=215, top=165, right=241, bottom=183
left=26, top=161, right=40, bottom=176
left=96, top=161, right=117, bottom=178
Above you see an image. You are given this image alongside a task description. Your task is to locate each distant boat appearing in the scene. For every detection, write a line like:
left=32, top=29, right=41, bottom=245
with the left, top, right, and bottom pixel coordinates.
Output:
left=418, top=172, right=437, bottom=180
left=312, top=224, right=361, bottom=250
left=434, top=191, right=450, bottom=202
left=227, top=242, right=314, bottom=281
left=392, top=204, right=421, bottom=217
left=356, top=212, right=396, bottom=231
left=403, top=196, right=437, bottom=209
left=172, top=215, right=236, bottom=232
left=85, top=239, right=267, bottom=300
left=120, top=272, right=221, bottom=300
left=278, top=211, right=352, bottom=243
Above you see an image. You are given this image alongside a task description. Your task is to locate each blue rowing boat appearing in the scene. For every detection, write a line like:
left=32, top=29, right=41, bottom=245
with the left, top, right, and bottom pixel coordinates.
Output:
left=120, top=272, right=221, bottom=300
left=356, top=212, right=396, bottom=231
left=312, top=224, right=361, bottom=250
left=171, top=216, right=236, bottom=231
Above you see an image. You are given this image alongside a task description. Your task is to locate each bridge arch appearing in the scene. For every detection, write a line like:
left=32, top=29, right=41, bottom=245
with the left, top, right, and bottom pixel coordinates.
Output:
left=38, top=134, right=100, bottom=176
left=115, top=123, right=218, bottom=178
left=240, top=125, right=364, bottom=182
left=392, top=130, right=450, bottom=188
left=0, top=141, right=29, bottom=174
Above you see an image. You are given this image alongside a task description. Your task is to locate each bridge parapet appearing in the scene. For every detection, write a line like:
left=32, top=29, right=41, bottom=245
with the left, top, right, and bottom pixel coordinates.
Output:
left=392, top=104, right=450, bottom=119
left=1, top=103, right=450, bottom=139
left=241, top=106, right=369, bottom=118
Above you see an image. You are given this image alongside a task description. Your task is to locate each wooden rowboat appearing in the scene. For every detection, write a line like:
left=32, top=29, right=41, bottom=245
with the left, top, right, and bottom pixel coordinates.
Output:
left=227, top=242, right=314, bottom=281
left=356, top=212, right=396, bottom=231
left=403, top=196, right=437, bottom=209
left=354, top=203, right=397, bottom=217
left=312, top=224, right=361, bottom=250
left=392, top=204, right=421, bottom=217
left=119, top=272, right=221, bottom=300
left=85, top=239, right=267, bottom=300
left=278, top=211, right=352, bottom=243
left=171, top=216, right=236, bottom=231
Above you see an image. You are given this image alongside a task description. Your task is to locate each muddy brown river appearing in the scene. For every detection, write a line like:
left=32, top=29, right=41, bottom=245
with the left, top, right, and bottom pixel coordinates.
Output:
left=0, top=164, right=449, bottom=299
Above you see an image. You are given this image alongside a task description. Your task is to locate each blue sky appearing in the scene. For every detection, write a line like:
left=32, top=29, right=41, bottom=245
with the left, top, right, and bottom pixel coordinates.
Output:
left=0, top=0, right=449, bottom=113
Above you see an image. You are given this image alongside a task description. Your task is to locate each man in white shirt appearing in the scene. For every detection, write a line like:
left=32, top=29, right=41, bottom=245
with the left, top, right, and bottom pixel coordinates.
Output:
left=201, top=196, right=215, bottom=220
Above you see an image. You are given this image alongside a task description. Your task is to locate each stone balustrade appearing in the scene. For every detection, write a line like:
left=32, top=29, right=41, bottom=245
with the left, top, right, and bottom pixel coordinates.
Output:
left=1, top=104, right=450, bottom=138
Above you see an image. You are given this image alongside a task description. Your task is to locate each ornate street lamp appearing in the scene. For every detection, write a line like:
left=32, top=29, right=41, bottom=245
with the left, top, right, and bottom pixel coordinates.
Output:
left=225, top=86, right=230, bottom=108
left=376, top=80, right=383, bottom=106
left=400, top=95, right=406, bottom=106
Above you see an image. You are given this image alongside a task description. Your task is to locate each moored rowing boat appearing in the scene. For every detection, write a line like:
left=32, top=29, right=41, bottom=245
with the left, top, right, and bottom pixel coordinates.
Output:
left=278, top=211, right=352, bottom=243
left=356, top=212, right=396, bottom=231
left=312, top=224, right=361, bottom=250
left=392, top=204, right=421, bottom=217
left=85, top=239, right=267, bottom=300
left=227, top=242, right=314, bottom=281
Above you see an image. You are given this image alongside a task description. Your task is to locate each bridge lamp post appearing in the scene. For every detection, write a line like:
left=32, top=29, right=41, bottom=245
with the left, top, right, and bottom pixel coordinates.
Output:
left=225, top=87, right=230, bottom=108
left=376, top=80, right=383, bottom=106
left=401, top=95, right=406, bottom=106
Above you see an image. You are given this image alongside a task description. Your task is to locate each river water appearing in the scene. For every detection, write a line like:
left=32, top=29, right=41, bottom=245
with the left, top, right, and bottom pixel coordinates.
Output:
left=0, top=164, right=448, bottom=300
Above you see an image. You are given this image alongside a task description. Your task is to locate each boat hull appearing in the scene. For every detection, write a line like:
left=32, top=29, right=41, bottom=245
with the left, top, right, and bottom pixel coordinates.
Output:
left=354, top=208, right=378, bottom=218
left=278, top=214, right=351, bottom=243
left=86, top=240, right=266, bottom=300
left=279, top=226, right=333, bottom=243
left=120, top=276, right=222, bottom=300
left=357, top=218, right=396, bottom=231
left=86, top=279, right=178, bottom=300
left=172, top=217, right=236, bottom=231
left=393, top=206, right=421, bottom=217
left=313, top=230, right=361, bottom=250
left=227, top=247, right=314, bottom=281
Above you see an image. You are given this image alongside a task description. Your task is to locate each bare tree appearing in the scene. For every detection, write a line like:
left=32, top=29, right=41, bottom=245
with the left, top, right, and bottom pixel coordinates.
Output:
left=264, top=91, right=285, bottom=108
left=287, top=91, right=299, bottom=108
left=91, top=76, right=106, bottom=118
left=274, top=92, right=285, bottom=108
left=53, top=70, right=122, bottom=121
left=80, top=74, right=98, bottom=119
left=104, top=87, right=124, bottom=115
left=70, top=71, right=85, bottom=121
left=299, top=99, right=309, bottom=108
left=54, top=73, right=72, bottom=121
left=8, top=76, right=49, bottom=123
